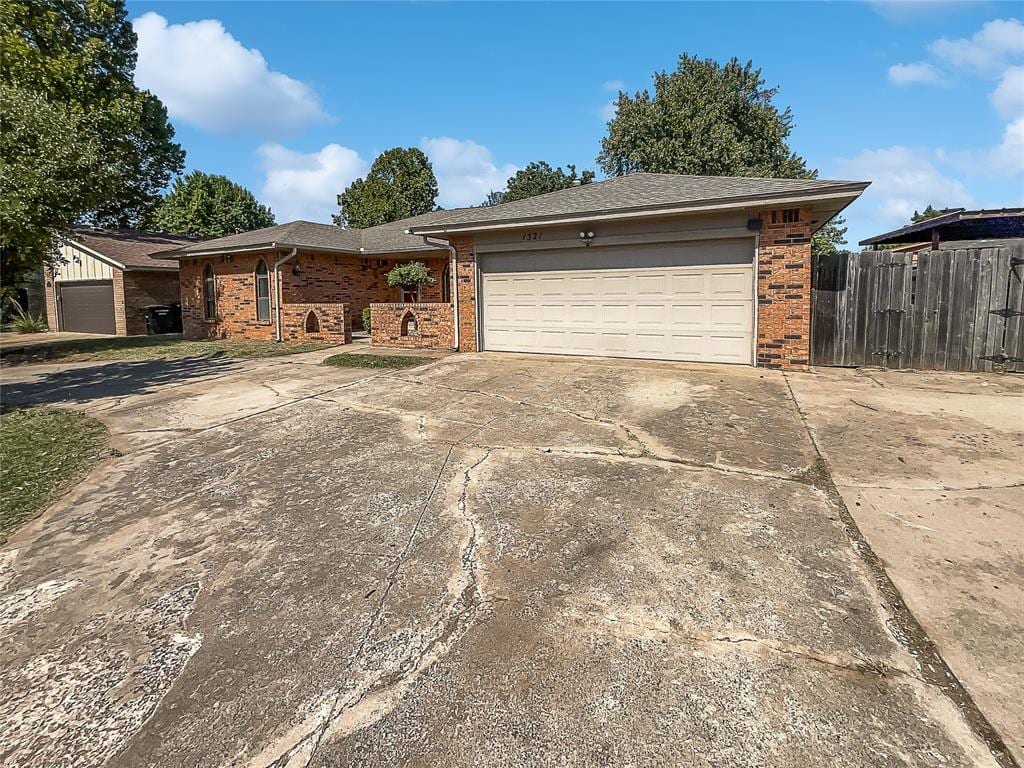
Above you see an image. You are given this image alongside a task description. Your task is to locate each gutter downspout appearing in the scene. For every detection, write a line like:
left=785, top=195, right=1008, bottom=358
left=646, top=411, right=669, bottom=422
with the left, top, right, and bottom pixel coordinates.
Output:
left=418, top=234, right=459, bottom=351
left=273, top=246, right=298, bottom=342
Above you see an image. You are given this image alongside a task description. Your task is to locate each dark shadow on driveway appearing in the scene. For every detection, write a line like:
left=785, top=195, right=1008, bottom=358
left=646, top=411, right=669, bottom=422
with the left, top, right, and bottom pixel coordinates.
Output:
left=0, top=357, right=243, bottom=406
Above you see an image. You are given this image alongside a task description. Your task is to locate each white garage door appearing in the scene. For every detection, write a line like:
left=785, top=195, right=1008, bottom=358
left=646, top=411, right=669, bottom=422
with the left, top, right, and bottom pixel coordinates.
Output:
left=482, top=263, right=754, bottom=364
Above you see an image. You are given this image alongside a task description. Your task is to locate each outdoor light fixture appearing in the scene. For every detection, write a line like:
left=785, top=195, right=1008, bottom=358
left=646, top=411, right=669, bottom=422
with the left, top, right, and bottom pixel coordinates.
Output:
left=292, top=262, right=302, bottom=276
left=579, top=230, right=595, bottom=246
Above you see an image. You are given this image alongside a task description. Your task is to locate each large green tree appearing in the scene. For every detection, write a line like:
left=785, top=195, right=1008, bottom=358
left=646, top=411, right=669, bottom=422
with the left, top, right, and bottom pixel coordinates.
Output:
left=148, top=171, right=275, bottom=238
left=484, top=161, right=595, bottom=206
left=0, top=0, right=184, bottom=283
left=334, top=148, right=438, bottom=229
left=598, top=55, right=844, bottom=255
left=0, top=85, right=102, bottom=284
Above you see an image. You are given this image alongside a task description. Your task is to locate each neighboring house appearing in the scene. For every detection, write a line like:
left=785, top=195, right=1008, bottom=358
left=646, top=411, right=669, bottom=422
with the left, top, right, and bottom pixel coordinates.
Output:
left=860, top=208, right=1024, bottom=252
left=45, top=229, right=196, bottom=336
left=166, top=211, right=454, bottom=344
left=164, top=174, right=869, bottom=369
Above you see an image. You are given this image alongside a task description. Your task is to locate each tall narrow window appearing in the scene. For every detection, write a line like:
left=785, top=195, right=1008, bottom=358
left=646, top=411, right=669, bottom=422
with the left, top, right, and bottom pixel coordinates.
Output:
left=442, top=264, right=451, bottom=303
left=255, top=260, right=270, bottom=321
left=203, top=264, right=216, bottom=320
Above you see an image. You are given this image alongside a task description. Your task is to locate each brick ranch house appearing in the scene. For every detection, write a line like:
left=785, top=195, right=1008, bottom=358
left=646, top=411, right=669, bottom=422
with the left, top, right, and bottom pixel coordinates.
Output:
left=45, top=229, right=193, bottom=336
left=162, top=174, right=869, bottom=369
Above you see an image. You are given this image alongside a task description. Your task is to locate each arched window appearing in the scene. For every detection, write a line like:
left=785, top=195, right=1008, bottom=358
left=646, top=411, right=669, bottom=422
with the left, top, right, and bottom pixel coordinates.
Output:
left=255, top=260, right=270, bottom=321
left=441, top=264, right=451, bottom=303
left=203, top=264, right=216, bottom=320
left=304, top=310, right=320, bottom=334
left=400, top=310, right=418, bottom=337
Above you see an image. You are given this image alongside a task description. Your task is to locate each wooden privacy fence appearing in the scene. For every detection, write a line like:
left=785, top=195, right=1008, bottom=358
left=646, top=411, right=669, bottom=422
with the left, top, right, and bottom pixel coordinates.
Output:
left=811, top=245, right=1024, bottom=372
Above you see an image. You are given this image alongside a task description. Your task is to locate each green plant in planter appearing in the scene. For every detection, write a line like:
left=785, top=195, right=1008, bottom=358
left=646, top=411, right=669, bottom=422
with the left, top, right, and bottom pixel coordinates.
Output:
left=386, top=262, right=436, bottom=300
left=361, top=307, right=372, bottom=333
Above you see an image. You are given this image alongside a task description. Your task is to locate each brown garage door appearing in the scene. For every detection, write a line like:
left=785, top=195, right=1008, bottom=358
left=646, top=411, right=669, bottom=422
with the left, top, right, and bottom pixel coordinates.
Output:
left=59, top=280, right=116, bottom=334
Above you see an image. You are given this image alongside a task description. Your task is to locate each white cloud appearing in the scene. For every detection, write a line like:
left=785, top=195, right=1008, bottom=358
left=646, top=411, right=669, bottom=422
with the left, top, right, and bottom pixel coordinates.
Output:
left=887, top=61, right=944, bottom=86
left=835, top=146, right=974, bottom=233
left=599, top=80, right=624, bottom=121
left=133, top=12, right=331, bottom=135
left=929, top=17, right=1024, bottom=74
left=258, top=143, right=368, bottom=223
left=991, top=65, right=1024, bottom=119
left=420, top=137, right=518, bottom=208
left=990, top=118, right=1024, bottom=173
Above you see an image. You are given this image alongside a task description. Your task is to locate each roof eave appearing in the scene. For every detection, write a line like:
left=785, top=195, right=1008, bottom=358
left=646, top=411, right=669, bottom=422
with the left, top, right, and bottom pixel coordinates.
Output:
left=358, top=244, right=448, bottom=255
left=121, top=264, right=179, bottom=272
left=409, top=184, right=870, bottom=235
left=162, top=241, right=363, bottom=259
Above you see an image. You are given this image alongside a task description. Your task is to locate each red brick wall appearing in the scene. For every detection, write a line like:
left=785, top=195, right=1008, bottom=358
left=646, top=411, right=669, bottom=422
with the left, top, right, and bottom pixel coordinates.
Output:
left=370, top=303, right=454, bottom=349
left=43, top=268, right=58, bottom=332
left=450, top=235, right=477, bottom=352
left=280, top=303, right=351, bottom=344
left=180, top=250, right=446, bottom=341
left=756, top=208, right=812, bottom=369
left=120, top=270, right=180, bottom=336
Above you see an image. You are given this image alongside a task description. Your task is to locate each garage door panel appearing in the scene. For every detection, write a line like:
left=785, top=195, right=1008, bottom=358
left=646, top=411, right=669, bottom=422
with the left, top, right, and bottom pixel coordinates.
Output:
left=636, top=304, right=668, bottom=326
left=600, top=304, right=631, bottom=325
left=710, top=271, right=750, bottom=296
left=671, top=273, right=705, bottom=295
left=482, top=255, right=753, bottom=364
left=601, top=275, right=631, bottom=296
left=540, top=278, right=565, bottom=297
left=708, top=335, right=751, bottom=363
left=568, top=276, right=597, bottom=296
left=670, top=303, right=706, bottom=327
left=709, top=303, right=751, bottom=328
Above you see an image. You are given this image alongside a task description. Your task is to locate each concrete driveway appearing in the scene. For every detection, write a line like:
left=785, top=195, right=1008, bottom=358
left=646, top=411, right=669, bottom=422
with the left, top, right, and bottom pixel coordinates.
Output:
left=0, top=351, right=1017, bottom=767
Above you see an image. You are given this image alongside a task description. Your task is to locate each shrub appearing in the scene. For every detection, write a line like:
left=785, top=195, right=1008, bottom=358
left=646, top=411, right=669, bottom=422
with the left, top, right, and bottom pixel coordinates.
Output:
left=11, top=314, right=47, bottom=334
left=386, top=262, right=436, bottom=290
left=361, top=306, right=372, bottom=333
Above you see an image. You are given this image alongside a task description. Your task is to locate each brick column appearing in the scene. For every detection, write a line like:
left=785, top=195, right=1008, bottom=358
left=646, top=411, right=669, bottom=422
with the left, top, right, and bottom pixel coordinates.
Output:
left=756, top=208, right=812, bottom=369
left=112, top=269, right=128, bottom=336
left=450, top=234, right=478, bottom=352
left=43, top=267, right=58, bottom=332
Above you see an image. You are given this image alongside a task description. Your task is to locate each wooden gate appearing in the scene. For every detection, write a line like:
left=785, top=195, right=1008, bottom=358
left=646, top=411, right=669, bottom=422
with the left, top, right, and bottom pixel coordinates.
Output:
left=811, top=245, right=1023, bottom=372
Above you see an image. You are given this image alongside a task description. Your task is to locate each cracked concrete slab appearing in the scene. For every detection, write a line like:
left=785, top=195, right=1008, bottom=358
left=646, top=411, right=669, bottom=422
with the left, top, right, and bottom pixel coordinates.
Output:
left=788, top=367, right=1024, bottom=765
left=0, top=353, right=1010, bottom=767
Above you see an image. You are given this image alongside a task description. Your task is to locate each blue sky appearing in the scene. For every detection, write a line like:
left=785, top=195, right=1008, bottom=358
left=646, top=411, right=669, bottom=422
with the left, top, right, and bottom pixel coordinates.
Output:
left=128, top=1, right=1024, bottom=246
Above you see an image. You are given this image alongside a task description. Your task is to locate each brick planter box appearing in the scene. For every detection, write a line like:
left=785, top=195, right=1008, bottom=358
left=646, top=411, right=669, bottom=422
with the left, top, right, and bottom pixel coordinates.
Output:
left=280, top=302, right=351, bottom=344
left=370, top=303, right=454, bottom=349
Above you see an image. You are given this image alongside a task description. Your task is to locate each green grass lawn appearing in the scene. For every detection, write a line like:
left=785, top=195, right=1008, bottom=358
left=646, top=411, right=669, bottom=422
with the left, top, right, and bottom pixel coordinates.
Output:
left=322, top=352, right=435, bottom=369
left=1, top=335, right=335, bottom=365
left=1, top=406, right=109, bottom=539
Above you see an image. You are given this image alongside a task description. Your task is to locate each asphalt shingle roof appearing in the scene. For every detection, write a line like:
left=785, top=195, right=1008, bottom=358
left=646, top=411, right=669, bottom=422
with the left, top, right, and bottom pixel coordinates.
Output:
left=71, top=229, right=199, bottom=270
left=167, top=215, right=451, bottom=257
left=164, top=173, right=869, bottom=257
left=409, top=173, right=869, bottom=232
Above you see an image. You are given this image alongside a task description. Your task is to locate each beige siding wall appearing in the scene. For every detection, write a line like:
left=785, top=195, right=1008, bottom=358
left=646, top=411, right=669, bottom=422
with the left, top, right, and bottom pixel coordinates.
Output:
left=54, top=243, right=114, bottom=282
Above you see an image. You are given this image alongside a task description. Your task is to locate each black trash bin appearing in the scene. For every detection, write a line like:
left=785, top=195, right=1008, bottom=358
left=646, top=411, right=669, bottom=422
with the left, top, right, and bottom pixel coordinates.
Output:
left=144, top=305, right=176, bottom=335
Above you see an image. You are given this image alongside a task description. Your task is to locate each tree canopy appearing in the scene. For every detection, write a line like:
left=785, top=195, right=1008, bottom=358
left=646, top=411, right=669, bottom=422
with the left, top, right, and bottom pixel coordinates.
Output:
left=911, top=205, right=960, bottom=223
left=0, top=0, right=184, bottom=283
left=334, top=148, right=438, bottom=229
left=484, top=162, right=595, bottom=206
left=148, top=172, right=275, bottom=238
left=0, top=86, right=103, bottom=286
left=597, top=54, right=844, bottom=255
